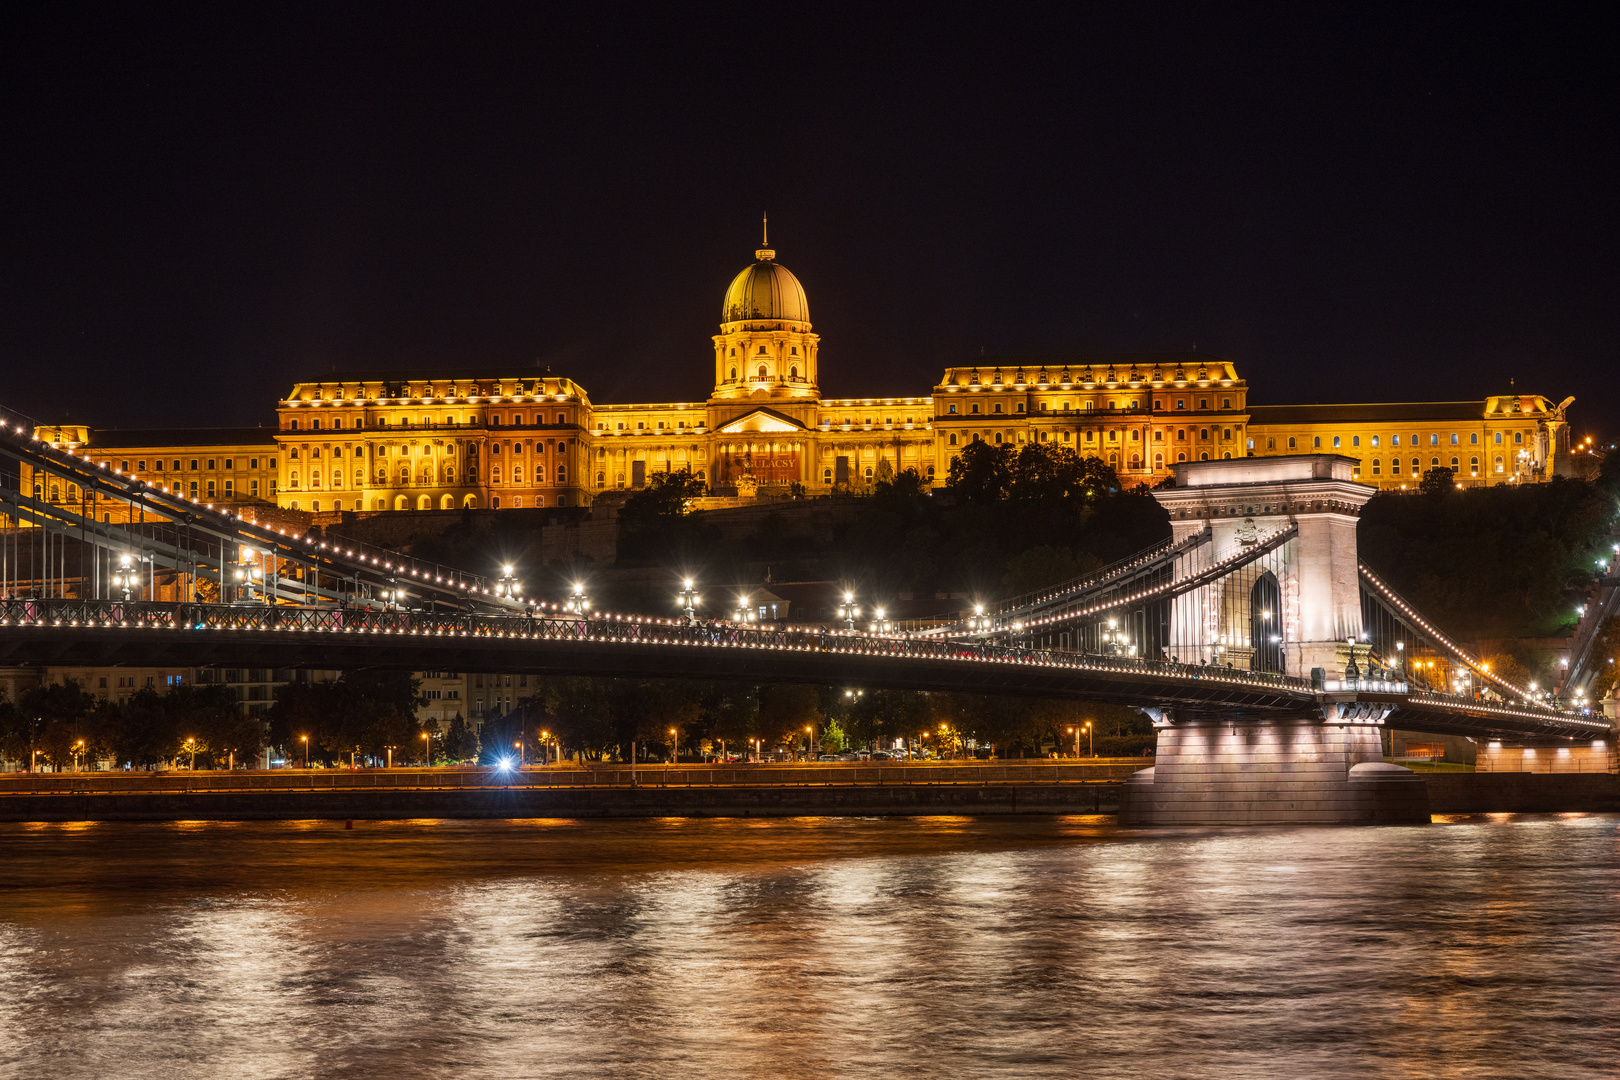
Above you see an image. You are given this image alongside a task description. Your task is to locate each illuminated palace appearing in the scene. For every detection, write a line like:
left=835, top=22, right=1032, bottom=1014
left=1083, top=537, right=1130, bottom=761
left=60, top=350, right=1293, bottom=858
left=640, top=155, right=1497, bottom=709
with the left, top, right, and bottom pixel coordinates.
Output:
left=27, top=238, right=1575, bottom=521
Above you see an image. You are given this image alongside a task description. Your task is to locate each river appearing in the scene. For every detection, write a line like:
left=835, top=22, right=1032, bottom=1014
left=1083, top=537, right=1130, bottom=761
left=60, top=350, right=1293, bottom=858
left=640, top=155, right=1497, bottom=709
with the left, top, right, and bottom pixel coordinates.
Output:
left=1, top=814, right=1616, bottom=1078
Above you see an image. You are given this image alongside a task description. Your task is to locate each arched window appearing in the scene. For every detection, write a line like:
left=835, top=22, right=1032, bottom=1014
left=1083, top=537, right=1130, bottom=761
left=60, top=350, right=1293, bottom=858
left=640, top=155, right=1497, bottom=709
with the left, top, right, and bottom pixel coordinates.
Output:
left=1431, top=457, right=1440, bottom=468
left=729, top=367, right=737, bottom=380
left=1494, top=456, right=1504, bottom=472
left=790, top=366, right=798, bottom=379
left=757, top=364, right=768, bottom=379
left=926, top=464, right=936, bottom=480
left=823, top=467, right=833, bottom=484
left=993, top=403, right=1003, bottom=414
left=492, top=466, right=501, bottom=483
left=1153, top=453, right=1163, bottom=470
left=1371, top=458, right=1382, bottom=475
left=1494, top=431, right=1503, bottom=444
left=1199, top=452, right=1209, bottom=461
left=994, top=432, right=1003, bottom=444
left=1176, top=452, right=1186, bottom=462
left=1130, top=454, right=1141, bottom=469
left=1450, top=457, right=1459, bottom=468
left=948, top=433, right=958, bottom=446
left=556, top=466, right=566, bottom=483
left=395, top=495, right=408, bottom=510
left=1287, top=436, right=1297, bottom=449
left=1470, top=456, right=1480, bottom=475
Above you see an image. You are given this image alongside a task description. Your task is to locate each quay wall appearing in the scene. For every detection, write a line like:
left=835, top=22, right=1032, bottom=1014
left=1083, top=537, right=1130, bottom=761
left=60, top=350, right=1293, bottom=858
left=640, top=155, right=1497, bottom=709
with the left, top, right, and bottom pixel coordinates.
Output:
left=1, top=764, right=1616, bottom=820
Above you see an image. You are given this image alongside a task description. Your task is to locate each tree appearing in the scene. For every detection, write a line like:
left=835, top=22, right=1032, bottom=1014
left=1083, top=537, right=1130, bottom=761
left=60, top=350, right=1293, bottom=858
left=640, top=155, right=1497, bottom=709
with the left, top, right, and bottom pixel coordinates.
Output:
left=945, top=441, right=1012, bottom=505
left=1001, top=545, right=1102, bottom=597
left=758, top=683, right=821, bottom=750
left=619, top=468, right=706, bottom=533
left=1420, top=466, right=1456, bottom=496
left=20, top=681, right=101, bottom=769
left=443, top=715, right=478, bottom=760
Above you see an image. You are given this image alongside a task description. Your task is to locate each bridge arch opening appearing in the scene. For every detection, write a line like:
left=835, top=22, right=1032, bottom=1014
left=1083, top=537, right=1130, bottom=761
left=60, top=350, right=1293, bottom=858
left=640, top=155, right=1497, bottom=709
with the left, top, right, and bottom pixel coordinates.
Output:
left=1250, top=572, right=1282, bottom=673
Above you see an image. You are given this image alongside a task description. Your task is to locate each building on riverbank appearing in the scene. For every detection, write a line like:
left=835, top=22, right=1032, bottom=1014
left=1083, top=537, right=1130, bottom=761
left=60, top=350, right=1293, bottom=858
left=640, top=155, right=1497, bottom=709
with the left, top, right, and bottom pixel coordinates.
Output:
left=21, top=235, right=1574, bottom=524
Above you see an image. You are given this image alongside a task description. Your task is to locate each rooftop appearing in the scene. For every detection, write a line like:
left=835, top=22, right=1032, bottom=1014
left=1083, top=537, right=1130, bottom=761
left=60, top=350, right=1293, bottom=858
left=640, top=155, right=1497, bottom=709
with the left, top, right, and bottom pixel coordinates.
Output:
left=1247, top=401, right=1494, bottom=425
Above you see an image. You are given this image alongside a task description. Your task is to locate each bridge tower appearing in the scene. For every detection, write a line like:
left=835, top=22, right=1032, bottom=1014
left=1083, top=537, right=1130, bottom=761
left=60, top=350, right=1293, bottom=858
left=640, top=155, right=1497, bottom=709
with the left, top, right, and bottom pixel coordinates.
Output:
left=1121, top=456, right=1430, bottom=825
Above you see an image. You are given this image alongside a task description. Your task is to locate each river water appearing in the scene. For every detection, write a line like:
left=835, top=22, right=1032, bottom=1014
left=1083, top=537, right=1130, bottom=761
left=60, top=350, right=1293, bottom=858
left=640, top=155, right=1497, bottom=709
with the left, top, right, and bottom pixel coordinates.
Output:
left=1, top=814, right=1616, bottom=1079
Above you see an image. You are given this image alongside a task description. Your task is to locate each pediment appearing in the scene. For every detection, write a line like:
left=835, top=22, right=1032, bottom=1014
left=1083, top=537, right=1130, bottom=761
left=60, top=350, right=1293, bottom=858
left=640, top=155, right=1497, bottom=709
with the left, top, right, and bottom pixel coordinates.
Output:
left=715, top=407, right=808, bottom=435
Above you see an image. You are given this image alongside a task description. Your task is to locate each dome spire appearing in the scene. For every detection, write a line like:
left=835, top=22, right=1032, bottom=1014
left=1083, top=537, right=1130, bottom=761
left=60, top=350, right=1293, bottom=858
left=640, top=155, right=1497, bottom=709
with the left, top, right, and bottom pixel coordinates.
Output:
left=757, top=212, right=774, bottom=261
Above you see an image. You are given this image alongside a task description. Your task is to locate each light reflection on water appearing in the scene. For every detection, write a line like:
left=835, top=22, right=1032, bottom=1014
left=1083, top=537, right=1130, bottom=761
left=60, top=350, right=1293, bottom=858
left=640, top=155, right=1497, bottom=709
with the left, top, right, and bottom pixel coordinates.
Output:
left=1, top=814, right=1617, bottom=1079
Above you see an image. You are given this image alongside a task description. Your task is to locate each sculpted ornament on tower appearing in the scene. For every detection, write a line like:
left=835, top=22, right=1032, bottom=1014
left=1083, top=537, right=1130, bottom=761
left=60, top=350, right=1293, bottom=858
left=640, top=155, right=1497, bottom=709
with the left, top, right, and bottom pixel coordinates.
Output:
left=710, top=230, right=820, bottom=404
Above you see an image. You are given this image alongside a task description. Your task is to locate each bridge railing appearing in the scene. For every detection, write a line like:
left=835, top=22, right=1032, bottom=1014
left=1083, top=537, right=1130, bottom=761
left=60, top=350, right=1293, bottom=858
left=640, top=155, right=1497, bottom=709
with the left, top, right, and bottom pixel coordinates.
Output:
left=0, top=596, right=1323, bottom=693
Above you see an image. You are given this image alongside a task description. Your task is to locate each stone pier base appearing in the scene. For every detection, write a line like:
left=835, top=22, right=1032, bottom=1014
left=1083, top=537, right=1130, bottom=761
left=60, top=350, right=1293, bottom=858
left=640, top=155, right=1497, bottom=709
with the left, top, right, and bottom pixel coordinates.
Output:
left=1118, top=716, right=1429, bottom=825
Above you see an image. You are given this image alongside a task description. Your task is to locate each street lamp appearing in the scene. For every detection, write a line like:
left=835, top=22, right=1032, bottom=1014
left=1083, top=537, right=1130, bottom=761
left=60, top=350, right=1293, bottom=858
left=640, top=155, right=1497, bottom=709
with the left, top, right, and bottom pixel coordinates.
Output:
left=420, top=731, right=431, bottom=767
left=837, top=591, right=859, bottom=631
left=871, top=606, right=892, bottom=633
left=495, top=564, right=518, bottom=600
left=565, top=581, right=591, bottom=615
left=733, top=594, right=756, bottom=624
left=669, top=727, right=678, bottom=765
left=677, top=578, right=699, bottom=624
left=112, top=553, right=139, bottom=602
left=805, top=724, right=815, bottom=761
left=966, top=604, right=990, bottom=634
left=183, top=737, right=198, bottom=771
left=72, top=739, right=85, bottom=772
left=300, top=734, right=309, bottom=770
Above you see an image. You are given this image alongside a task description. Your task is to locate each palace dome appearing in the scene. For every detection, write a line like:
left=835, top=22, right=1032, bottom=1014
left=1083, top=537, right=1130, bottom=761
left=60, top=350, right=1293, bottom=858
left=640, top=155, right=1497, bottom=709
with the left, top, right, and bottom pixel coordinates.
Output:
left=722, top=248, right=809, bottom=324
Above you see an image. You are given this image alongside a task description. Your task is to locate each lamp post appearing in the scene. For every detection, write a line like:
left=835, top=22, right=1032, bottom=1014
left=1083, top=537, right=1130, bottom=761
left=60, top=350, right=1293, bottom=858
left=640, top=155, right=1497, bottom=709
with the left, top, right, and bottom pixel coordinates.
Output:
left=385, top=744, right=395, bottom=769
left=72, top=739, right=85, bottom=772
left=300, top=734, right=309, bottom=770
left=1067, top=725, right=1079, bottom=758
left=1084, top=721, right=1093, bottom=757
left=677, top=578, right=699, bottom=624
left=420, top=731, right=431, bottom=767
left=565, top=581, right=590, bottom=616
left=669, top=726, right=678, bottom=766
left=514, top=739, right=524, bottom=767
left=183, top=737, right=198, bottom=771
left=495, top=565, right=518, bottom=601
left=837, top=591, right=859, bottom=632
left=967, top=604, right=990, bottom=635
left=872, top=607, right=892, bottom=634
left=112, top=553, right=138, bottom=602
left=805, top=724, right=814, bottom=761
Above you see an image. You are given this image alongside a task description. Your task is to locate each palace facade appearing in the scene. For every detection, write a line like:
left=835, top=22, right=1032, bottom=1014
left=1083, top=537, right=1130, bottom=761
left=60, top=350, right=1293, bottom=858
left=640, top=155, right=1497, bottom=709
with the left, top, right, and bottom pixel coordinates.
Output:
left=27, top=239, right=1574, bottom=522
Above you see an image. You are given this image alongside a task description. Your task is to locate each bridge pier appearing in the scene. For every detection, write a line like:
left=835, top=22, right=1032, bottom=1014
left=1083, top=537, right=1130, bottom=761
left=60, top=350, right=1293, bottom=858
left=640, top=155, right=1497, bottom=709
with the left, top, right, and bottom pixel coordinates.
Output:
left=1119, top=709, right=1430, bottom=825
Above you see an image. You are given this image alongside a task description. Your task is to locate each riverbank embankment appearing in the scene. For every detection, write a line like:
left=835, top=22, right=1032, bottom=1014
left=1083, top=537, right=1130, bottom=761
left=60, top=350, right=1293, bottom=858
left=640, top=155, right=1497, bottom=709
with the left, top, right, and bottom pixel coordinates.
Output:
left=0, top=762, right=1615, bottom=820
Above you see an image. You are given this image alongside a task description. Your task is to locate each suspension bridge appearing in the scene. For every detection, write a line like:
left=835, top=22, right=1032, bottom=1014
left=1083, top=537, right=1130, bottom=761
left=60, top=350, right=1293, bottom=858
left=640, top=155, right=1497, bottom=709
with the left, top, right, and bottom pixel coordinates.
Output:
left=1, top=416, right=1612, bottom=824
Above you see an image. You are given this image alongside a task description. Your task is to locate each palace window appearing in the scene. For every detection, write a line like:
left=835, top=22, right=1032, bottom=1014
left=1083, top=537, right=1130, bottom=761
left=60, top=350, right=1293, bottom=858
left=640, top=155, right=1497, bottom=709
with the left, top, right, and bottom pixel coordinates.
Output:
left=557, top=466, right=567, bottom=483
left=1450, top=457, right=1459, bottom=469
left=1199, top=399, right=1209, bottom=409
left=288, top=420, right=299, bottom=431
left=1470, top=457, right=1479, bottom=475
left=1351, top=436, right=1360, bottom=447
left=1313, top=436, right=1321, bottom=448
left=758, top=365, right=768, bottom=379
left=993, top=403, right=1003, bottom=413
left=1495, top=456, right=1505, bottom=473
left=191, top=460, right=200, bottom=470
left=250, top=480, right=259, bottom=496
left=1450, top=433, right=1459, bottom=445
left=948, top=434, right=958, bottom=446
left=1332, top=436, right=1341, bottom=448
left=1494, top=431, right=1503, bottom=444
left=1200, top=429, right=1210, bottom=441
left=1287, top=437, right=1296, bottom=449
left=224, top=480, right=233, bottom=496
left=1222, top=398, right=1231, bottom=409
left=1176, top=400, right=1186, bottom=410
left=1515, top=431, right=1524, bottom=444
left=970, top=404, right=980, bottom=414
left=1199, top=452, right=1209, bottom=461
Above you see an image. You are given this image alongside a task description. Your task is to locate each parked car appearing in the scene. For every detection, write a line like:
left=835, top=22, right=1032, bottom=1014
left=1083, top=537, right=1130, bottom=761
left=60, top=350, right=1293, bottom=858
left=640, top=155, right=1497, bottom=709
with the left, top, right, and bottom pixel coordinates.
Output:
left=817, top=754, right=839, bottom=762
left=870, top=751, right=894, bottom=761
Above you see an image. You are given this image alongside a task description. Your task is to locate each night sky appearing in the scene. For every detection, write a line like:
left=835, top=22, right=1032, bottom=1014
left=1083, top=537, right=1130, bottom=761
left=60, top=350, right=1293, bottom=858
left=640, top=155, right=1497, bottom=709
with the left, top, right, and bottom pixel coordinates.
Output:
left=3, top=5, right=1615, bottom=440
